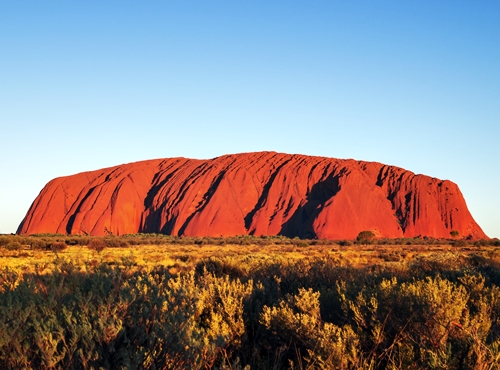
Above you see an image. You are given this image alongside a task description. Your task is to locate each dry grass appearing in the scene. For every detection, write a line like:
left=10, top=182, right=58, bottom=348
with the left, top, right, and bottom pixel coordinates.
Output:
left=1, top=243, right=499, bottom=276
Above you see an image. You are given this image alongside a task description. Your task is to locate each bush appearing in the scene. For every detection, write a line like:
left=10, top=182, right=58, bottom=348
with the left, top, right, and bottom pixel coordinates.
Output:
left=30, top=239, right=51, bottom=250
left=294, top=240, right=309, bottom=248
left=0, top=262, right=254, bottom=369
left=50, top=241, right=68, bottom=251
left=0, top=236, right=11, bottom=247
left=338, top=240, right=353, bottom=247
left=3, top=242, right=23, bottom=251
left=452, top=239, right=469, bottom=247
left=356, top=230, right=376, bottom=245
left=87, top=239, right=106, bottom=254
left=260, top=288, right=359, bottom=368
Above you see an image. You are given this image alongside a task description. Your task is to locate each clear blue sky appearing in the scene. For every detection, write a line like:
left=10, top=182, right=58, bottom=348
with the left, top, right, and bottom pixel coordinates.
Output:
left=1, top=1, right=498, bottom=237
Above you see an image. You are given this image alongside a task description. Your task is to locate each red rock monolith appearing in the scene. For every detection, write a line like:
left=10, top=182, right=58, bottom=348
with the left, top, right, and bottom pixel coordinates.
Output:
left=17, top=152, right=487, bottom=239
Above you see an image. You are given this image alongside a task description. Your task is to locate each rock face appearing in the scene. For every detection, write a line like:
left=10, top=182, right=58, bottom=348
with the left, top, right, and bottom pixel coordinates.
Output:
left=18, top=152, right=487, bottom=239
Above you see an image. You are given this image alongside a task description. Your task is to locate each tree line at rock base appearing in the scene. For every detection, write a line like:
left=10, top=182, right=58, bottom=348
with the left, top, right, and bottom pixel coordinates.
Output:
left=1, top=232, right=499, bottom=252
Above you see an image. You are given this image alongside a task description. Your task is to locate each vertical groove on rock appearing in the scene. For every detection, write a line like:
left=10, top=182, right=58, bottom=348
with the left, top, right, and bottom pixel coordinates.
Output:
left=243, top=157, right=293, bottom=231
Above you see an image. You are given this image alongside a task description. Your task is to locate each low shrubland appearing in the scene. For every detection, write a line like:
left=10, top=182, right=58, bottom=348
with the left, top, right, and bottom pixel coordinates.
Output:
left=1, top=233, right=499, bottom=251
left=1, top=235, right=500, bottom=369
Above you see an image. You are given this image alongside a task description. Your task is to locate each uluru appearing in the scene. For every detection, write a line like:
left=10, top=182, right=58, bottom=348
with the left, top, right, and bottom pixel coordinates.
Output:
left=17, top=152, right=487, bottom=240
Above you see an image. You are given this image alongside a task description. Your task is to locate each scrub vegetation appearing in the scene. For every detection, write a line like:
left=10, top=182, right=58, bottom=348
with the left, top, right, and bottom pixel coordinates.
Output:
left=1, top=233, right=500, bottom=369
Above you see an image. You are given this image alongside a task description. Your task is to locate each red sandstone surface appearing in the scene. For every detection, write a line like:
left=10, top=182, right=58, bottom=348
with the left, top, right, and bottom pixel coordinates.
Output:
left=17, top=152, right=488, bottom=239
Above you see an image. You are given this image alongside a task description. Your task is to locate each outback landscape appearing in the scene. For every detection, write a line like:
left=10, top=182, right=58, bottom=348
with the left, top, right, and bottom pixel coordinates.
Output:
left=2, top=153, right=500, bottom=369
left=2, top=1, right=499, bottom=369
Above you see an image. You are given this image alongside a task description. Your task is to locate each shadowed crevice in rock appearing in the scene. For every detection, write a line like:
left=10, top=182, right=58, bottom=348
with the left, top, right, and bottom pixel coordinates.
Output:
left=140, top=166, right=182, bottom=233
left=178, top=169, right=228, bottom=236
left=279, top=175, right=341, bottom=238
left=66, top=186, right=98, bottom=234
left=244, top=158, right=293, bottom=231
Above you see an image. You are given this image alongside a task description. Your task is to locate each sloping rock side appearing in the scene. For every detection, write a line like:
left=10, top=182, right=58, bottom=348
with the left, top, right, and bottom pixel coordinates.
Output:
left=17, top=152, right=488, bottom=239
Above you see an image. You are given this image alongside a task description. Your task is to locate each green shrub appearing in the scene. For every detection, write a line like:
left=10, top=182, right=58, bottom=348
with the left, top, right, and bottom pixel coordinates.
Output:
left=356, top=231, right=376, bottom=245
left=260, top=288, right=360, bottom=368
